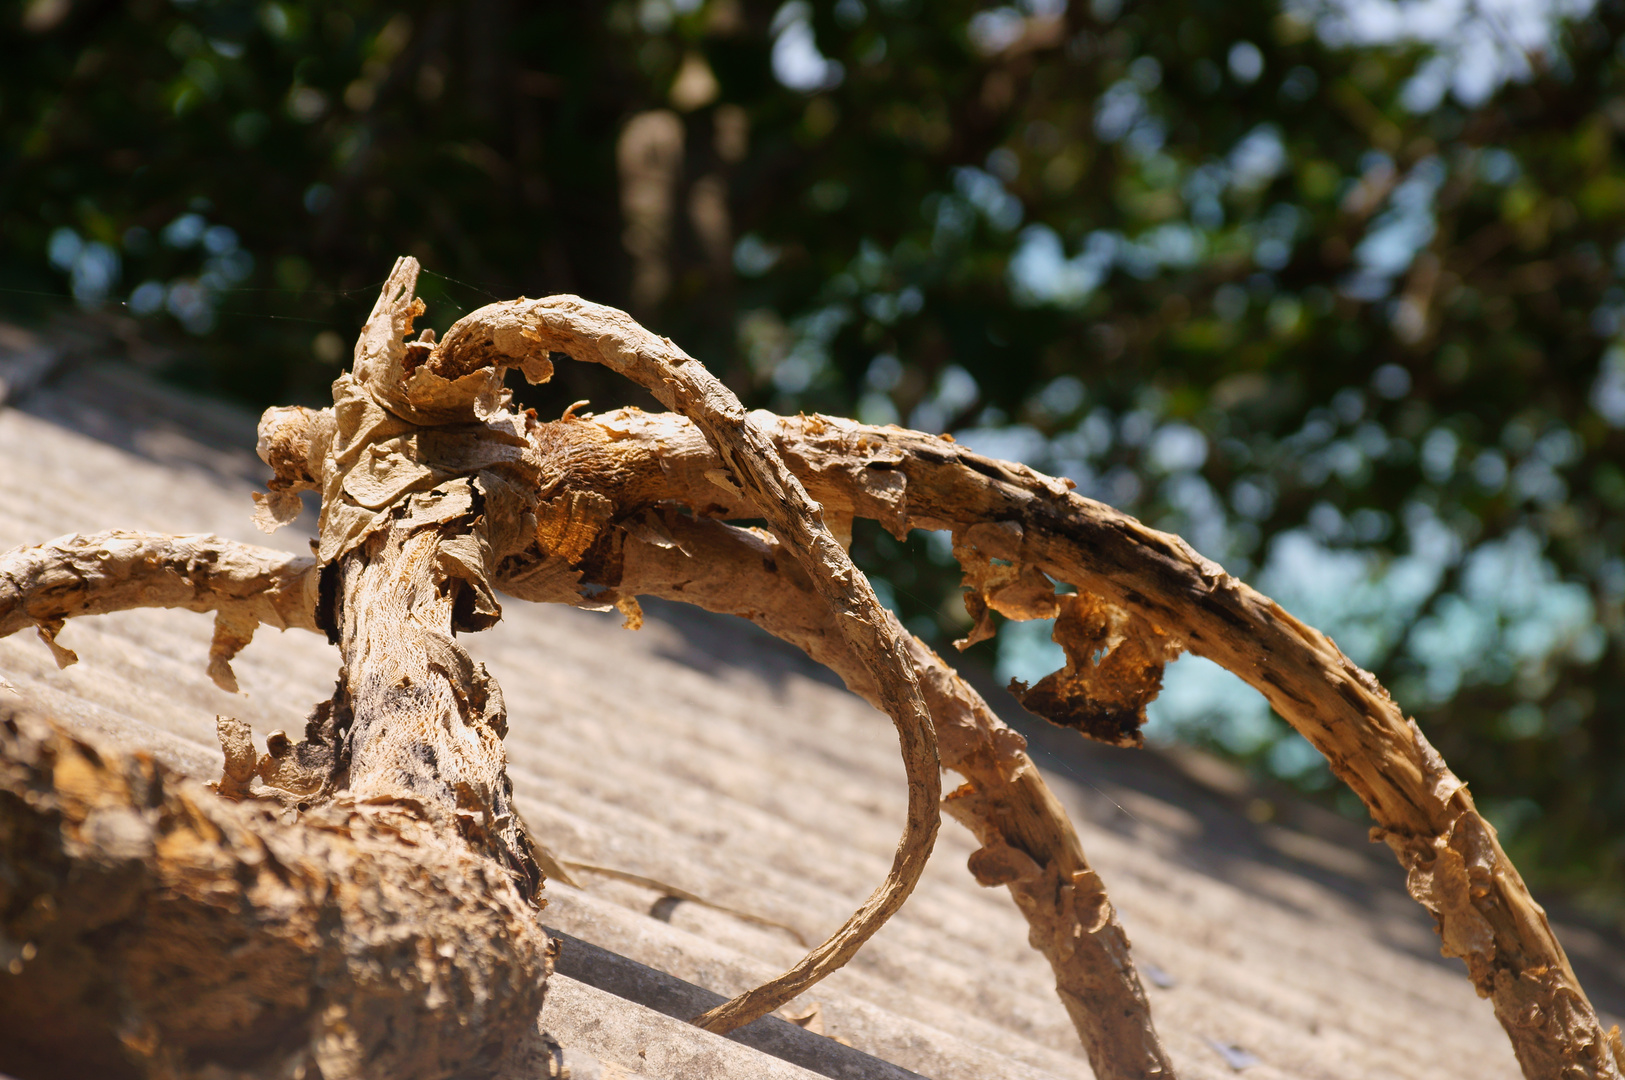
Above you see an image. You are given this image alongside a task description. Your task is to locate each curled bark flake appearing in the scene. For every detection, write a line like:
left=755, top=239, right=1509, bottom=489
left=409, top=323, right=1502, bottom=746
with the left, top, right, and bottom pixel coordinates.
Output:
left=1067, top=870, right=1115, bottom=937
left=1009, top=594, right=1178, bottom=750
left=312, top=389, right=539, bottom=568
left=34, top=618, right=76, bottom=669
left=207, top=608, right=259, bottom=693
left=211, top=698, right=349, bottom=806
left=949, top=521, right=1061, bottom=650
left=214, top=713, right=258, bottom=798
left=949, top=519, right=1178, bottom=748
left=613, top=594, right=645, bottom=630
left=257, top=404, right=325, bottom=489
left=1402, top=810, right=1501, bottom=973
left=256, top=707, right=345, bottom=800
left=533, top=490, right=617, bottom=568
left=962, top=833, right=1044, bottom=888
left=253, top=405, right=326, bottom=535
left=251, top=488, right=304, bottom=534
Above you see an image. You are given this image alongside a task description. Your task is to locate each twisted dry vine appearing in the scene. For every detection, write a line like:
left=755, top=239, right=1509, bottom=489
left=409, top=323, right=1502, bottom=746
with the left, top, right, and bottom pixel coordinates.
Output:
left=421, top=285, right=944, bottom=1035
left=2, top=260, right=1620, bottom=1080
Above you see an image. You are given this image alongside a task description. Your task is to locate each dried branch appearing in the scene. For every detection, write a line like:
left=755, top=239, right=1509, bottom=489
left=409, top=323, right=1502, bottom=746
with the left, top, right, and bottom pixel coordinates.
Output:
left=764, top=414, right=1625, bottom=1080
left=0, top=530, right=316, bottom=692
left=10, top=269, right=1619, bottom=1079
left=538, top=510, right=1176, bottom=1080
left=0, top=512, right=1172, bottom=1077
left=499, top=406, right=1621, bottom=1080
left=0, top=518, right=1172, bottom=1077
left=425, top=295, right=942, bottom=1035
left=0, top=259, right=563, bottom=1080
left=304, top=256, right=547, bottom=895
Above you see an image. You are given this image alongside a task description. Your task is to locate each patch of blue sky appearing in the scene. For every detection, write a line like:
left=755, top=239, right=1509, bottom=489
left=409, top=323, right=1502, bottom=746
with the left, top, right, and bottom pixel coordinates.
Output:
left=1008, top=225, right=1118, bottom=308
left=1094, top=79, right=1147, bottom=144
left=951, top=424, right=1050, bottom=467
left=909, top=364, right=981, bottom=433
left=770, top=1, right=844, bottom=92
left=1228, top=125, right=1287, bottom=192
left=1590, top=345, right=1625, bottom=426
left=772, top=304, right=850, bottom=393
left=47, top=228, right=121, bottom=307
left=952, top=167, right=1024, bottom=233
left=1299, top=0, right=1595, bottom=108
left=1148, top=423, right=1208, bottom=473
left=1145, top=655, right=1279, bottom=754
left=1120, top=223, right=1207, bottom=279
left=1346, top=156, right=1445, bottom=300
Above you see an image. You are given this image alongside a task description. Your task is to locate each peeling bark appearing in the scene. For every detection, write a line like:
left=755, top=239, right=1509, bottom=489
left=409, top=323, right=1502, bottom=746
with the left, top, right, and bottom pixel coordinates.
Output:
left=1003, top=591, right=1175, bottom=750
left=0, top=530, right=317, bottom=692
left=421, top=294, right=944, bottom=1036
left=4, top=269, right=1620, bottom=1080
left=556, top=511, right=1176, bottom=1080
left=0, top=260, right=558, bottom=1080
left=495, top=406, right=1623, bottom=1080
left=0, top=714, right=553, bottom=1080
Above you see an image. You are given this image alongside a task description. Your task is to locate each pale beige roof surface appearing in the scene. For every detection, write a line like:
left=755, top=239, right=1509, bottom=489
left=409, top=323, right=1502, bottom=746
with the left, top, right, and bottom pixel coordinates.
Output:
left=1, top=344, right=1621, bottom=1080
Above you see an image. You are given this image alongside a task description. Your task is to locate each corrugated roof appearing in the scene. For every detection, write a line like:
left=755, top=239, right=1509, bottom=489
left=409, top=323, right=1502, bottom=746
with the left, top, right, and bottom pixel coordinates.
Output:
left=2, top=345, right=1620, bottom=1079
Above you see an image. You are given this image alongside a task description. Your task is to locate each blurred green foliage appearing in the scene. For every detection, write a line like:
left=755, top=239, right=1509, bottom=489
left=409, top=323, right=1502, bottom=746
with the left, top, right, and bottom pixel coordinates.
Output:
left=7, top=0, right=1625, bottom=916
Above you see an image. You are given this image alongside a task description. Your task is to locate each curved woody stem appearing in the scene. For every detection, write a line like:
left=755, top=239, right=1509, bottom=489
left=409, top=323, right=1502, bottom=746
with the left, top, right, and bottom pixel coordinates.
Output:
left=424, top=293, right=943, bottom=1035
left=506, top=406, right=1625, bottom=1080
left=8, top=268, right=1619, bottom=1079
